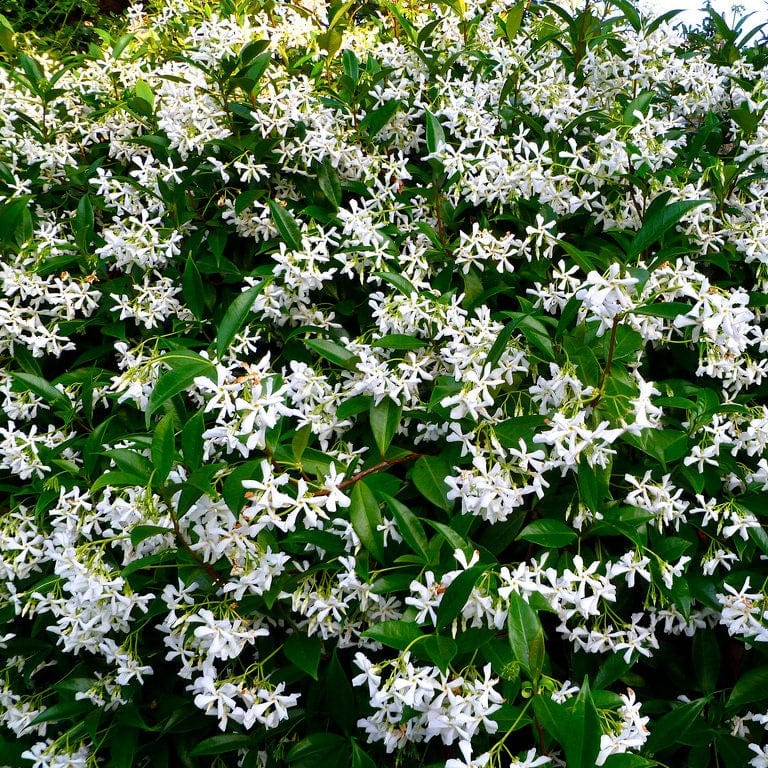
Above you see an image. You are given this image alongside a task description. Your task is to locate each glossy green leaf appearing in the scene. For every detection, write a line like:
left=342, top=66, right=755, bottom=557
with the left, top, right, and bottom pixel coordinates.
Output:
left=151, top=411, right=175, bottom=484
left=425, top=109, right=445, bottom=154
left=316, top=158, right=342, bottom=209
left=268, top=198, right=303, bottom=251
left=189, top=734, right=252, bottom=757
left=565, top=678, right=601, bottom=768
left=215, top=279, right=268, bottom=358
left=518, top=519, right=577, bottom=548
left=284, top=633, right=322, bottom=680
left=412, top=454, right=451, bottom=511
left=305, top=338, right=360, bottom=370
left=369, top=398, right=402, bottom=456
left=362, top=620, right=422, bottom=650
left=436, top=564, right=486, bottom=630
left=350, top=480, right=385, bottom=561
left=507, top=590, right=545, bottom=681
left=146, top=354, right=215, bottom=426
left=384, top=494, right=431, bottom=562
left=645, top=698, right=707, bottom=754
left=727, top=666, right=768, bottom=711
left=628, top=198, right=708, bottom=257
left=73, top=194, right=94, bottom=253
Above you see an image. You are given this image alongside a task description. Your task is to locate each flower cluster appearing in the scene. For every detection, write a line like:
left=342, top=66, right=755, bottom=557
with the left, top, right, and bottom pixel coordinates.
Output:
left=1, top=0, right=768, bottom=766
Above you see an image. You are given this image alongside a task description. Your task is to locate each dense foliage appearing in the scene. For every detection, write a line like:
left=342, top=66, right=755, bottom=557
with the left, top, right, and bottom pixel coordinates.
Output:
left=2, top=1, right=768, bottom=766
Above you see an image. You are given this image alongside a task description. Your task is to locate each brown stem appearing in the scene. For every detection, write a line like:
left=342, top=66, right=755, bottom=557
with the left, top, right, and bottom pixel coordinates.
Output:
left=313, top=452, right=423, bottom=496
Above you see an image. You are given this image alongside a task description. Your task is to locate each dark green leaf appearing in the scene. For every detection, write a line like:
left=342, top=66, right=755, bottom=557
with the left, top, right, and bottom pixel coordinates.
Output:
left=73, top=194, right=94, bottom=253
left=371, top=334, right=425, bottom=350
left=287, top=733, right=348, bottom=763
left=181, top=410, right=205, bottom=469
left=268, top=198, right=303, bottom=251
left=425, top=109, right=445, bottom=154
left=507, top=591, right=545, bottom=681
left=146, top=354, right=215, bottom=426
left=436, top=565, right=486, bottom=630
left=189, top=734, right=252, bottom=757
left=284, top=633, right=322, bottom=680
left=215, top=280, right=268, bottom=358
left=645, top=698, right=707, bottom=754
left=565, top=678, right=601, bottom=768
left=628, top=199, right=709, bottom=257
left=384, top=495, right=430, bottom=562
left=130, top=525, right=172, bottom=547
left=182, top=256, right=205, bottom=320
left=419, top=634, right=458, bottom=673
left=305, top=338, right=360, bottom=370
left=518, top=519, right=577, bottom=548
left=369, top=399, right=402, bottom=456
left=362, top=620, right=423, bottom=650
left=316, top=158, right=342, bottom=209
left=350, top=480, right=385, bottom=561
left=151, top=411, right=175, bottom=484
left=360, top=100, right=400, bottom=138
left=727, top=666, right=768, bottom=711
left=412, top=454, right=451, bottom=511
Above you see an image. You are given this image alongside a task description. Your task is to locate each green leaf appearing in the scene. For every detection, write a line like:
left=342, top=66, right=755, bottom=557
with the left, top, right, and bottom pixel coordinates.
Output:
left=351, top=741, right=376, bottom=768
left=412, top=454, right=451, bottom=511
left=189, top=734, right=253, bottom=757
left=645, top=698, right=707, bottom=754
left=424, top=519, right=469, bottom=552
left=627, top=198, right=709, bottom=257
left=91, top=471, right=148, bottom=493
left=577, top=458, right=607, bottom=513
left=130, top=525, right=172, bottom=547
left=350, top=480, right=385, bottom=561
left=103, top=448, right=151, bottom=484
left=181, top=410, right=205, bottom=469
left=371, top=334, right=425, bottom=350
left=182, top=256, right=205, bottom=320
left=631, top=301, right=691, bottom=319
left=342, top=48, right=359, bottom=82
left=532, top=694, right=568, bottom=745
left=727, top=666, right=768, bottom=711
left=601, top=753, right=655, bottom=767
left=419, top=634, right=458, bottom=673
left=518, top=519, right=577, bottom=548
left=326, top=649, right=356, bottom=734
left=371, top=269, right=416, bottom=296
left=360, top=100, right=400, bottom=138
left=135, top=78, right=154, bottom=108
left=436, top=564, right=486, bottom=630
left=287, top=733, right=348, bottom=763
left=362, top=620, right=422, bottom=650
left=505, top=3, right=525, bottom=40
left=305, top=338, right=360, bottom=370
left=565, top=678, right=601, bottom=768
left=215, top=280, right=268, bottom=358
left=268, top=198, right=303, bottom=251
left=10, top=372, right=70, bottom=412
left=284, top=633, right=322, bottom=680
left=146, top=354, right=215, bottom=426
left=693, top=631, right=720, bottom=695
left=383, top=495, right=430, bottom=562
left=369, top=399, right=402, bottom=456
left=507, top=591, right=545, bottom=681
left=73, top=194, right=94, bottom=253
left=151, top=411, right=175, bottom=484
left=425, top=109, right=445, bottom=154
left=316, top=158, right=342, bottom=209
